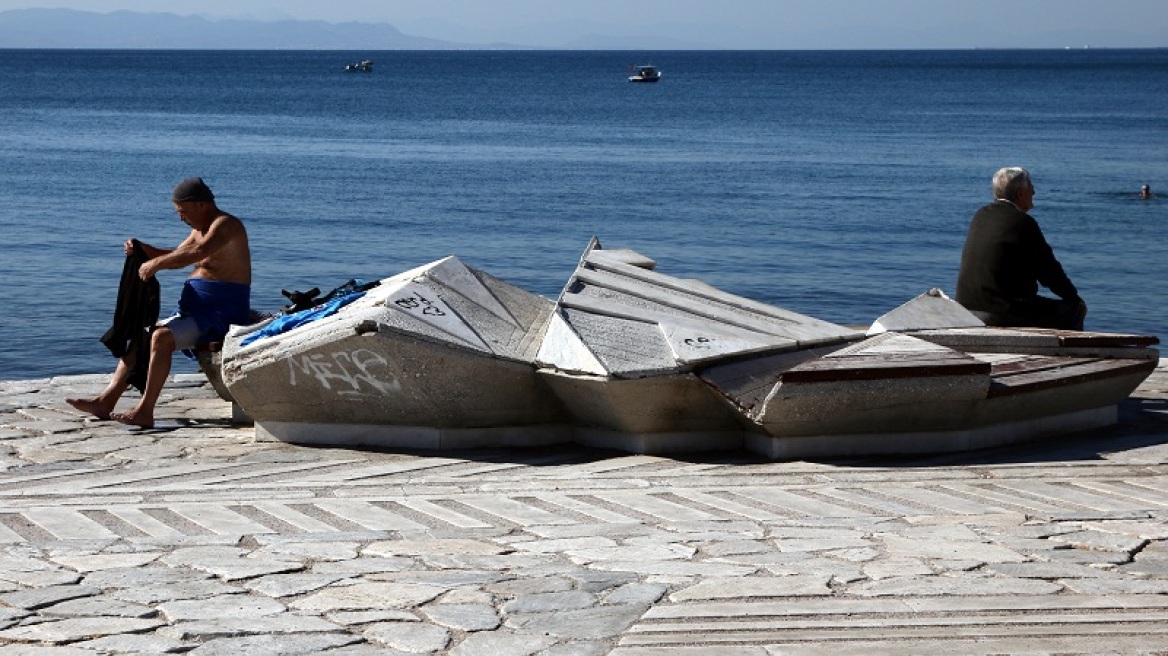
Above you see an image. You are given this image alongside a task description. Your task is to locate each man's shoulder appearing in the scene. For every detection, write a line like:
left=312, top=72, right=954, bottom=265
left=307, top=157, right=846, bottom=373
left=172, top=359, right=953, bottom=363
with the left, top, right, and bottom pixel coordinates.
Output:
left=210, top=212, right=247, bottom=233
left=984, top=199, right=1018, bottom=212
left=975, top=200, right=1030, bottom=221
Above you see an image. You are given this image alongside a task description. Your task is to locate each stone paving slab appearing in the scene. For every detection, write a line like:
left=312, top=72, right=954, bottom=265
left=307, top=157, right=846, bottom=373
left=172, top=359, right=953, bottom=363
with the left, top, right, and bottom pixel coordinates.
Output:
left=0, top=362, right=1166, bottom=654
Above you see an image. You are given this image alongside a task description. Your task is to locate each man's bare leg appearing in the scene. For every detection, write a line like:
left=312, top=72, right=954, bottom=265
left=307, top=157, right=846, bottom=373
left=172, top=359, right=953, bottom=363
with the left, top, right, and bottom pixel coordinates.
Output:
left=112, top=328, right=176, bottom=429
left=66, top=352, right=135, bottom=420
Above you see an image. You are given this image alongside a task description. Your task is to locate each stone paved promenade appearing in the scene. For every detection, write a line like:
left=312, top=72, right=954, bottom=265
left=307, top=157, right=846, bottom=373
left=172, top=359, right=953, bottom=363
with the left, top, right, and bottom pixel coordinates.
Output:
left=1, top=362, right=1167, bottom=655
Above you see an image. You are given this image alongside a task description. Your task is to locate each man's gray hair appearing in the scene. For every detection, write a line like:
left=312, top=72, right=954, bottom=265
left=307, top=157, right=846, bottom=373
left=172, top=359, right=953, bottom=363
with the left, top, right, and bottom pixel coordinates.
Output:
left=992, top=167, right=1032, bottom=202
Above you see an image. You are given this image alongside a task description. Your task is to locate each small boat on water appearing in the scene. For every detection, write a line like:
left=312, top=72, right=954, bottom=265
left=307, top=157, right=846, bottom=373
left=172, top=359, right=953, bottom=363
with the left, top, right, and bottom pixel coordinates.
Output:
left=628, top=65, right=661, bottom=83
left=344, top=60, right=373, bottom=72
left=215, top=239, right=1158, bottom=458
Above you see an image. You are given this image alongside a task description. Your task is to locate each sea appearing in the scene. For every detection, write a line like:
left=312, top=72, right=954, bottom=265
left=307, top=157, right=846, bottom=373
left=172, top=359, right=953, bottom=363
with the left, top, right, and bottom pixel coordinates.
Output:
left=1, top=48, right=1166, bottom=381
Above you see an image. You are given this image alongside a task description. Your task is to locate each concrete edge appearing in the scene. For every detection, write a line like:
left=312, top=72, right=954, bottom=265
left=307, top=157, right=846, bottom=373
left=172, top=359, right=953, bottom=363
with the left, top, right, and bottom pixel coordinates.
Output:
left=255, top=421, right=575, bottom=451
left=746, top=405, right=1118, bottom=460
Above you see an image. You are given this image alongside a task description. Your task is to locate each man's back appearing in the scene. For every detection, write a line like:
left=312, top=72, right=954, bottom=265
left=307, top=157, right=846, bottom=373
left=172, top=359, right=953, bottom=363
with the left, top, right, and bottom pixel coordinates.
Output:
left=189, top=212, right=251, bottom=286
left=956, top=200, right=1044, bottom=315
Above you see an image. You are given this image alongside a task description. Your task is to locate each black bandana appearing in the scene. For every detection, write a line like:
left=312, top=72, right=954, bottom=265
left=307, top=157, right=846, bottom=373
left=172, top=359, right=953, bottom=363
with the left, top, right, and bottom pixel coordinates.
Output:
left=171, top=177, right=215, bottom=203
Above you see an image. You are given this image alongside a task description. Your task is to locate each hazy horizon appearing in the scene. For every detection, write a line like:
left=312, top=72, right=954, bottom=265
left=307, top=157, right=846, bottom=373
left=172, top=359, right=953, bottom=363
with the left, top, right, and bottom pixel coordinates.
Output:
left=0, top=1, right=1165, bottom=50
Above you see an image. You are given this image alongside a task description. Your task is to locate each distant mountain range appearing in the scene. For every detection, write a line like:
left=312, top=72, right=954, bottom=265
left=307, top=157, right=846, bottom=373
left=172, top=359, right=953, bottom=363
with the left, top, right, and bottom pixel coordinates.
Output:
left=0, top=8, right=484, bottom=50
left=0, top=8, right=1163, bottom=50
left=0, top=8, right=722, bottom=50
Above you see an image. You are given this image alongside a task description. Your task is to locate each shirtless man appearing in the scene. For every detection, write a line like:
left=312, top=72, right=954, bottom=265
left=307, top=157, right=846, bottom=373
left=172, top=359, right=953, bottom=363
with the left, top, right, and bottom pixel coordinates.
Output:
left=67, top=178, right=252, bottom=428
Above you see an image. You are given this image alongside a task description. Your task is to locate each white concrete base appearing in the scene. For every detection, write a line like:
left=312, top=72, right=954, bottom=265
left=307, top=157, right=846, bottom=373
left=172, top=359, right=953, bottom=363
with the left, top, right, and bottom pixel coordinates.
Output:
left=255, top=421, right=573, bottom=451
left=230, top=402, right=252, bottom=425
left=573, top=427, right=744, bottom=454
left=746, top=405, right=1118, bottom=460
left=257, top=406, right=1120, bottom=460
left=538, top=370, right=744, bottom=434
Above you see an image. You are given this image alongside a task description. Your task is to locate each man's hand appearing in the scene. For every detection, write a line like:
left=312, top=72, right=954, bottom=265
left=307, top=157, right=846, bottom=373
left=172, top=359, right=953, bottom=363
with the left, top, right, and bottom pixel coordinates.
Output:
left=138, top=260, right=159, bottom=281
left=126, top=238, right=157, bottom=280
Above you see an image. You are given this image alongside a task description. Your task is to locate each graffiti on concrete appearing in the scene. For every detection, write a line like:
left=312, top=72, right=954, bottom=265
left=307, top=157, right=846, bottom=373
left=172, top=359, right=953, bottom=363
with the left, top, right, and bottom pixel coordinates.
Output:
left=682, top=336, right=713, bottom=350
left=393, top=292, right=447, bottom=316
left=289, top=348, right=402, bottom=398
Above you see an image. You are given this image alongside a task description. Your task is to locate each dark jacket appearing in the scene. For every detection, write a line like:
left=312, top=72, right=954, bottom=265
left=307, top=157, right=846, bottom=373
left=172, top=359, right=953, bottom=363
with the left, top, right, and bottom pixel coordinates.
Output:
left=99, top=240, right=160, bottom=392
left=956, top=200, right=1079, bottom=317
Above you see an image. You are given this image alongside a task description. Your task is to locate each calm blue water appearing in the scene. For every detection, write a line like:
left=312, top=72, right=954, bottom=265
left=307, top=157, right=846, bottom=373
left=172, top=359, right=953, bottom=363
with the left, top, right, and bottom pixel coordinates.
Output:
left=1, top=49, right=1166, bottom=380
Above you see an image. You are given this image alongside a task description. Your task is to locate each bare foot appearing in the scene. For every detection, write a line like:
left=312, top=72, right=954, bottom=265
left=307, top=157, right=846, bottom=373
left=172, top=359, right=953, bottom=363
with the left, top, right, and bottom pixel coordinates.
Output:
left=65, top=397, right=113, bottom=421
left=111, top=409, right=154, bottom=429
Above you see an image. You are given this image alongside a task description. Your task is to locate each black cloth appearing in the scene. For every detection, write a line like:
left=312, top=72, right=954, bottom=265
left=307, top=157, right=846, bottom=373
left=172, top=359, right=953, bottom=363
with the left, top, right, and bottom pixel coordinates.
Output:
left=956, top=200, right=1083, bottom=330
left=99, top=240, right=160, bottom=392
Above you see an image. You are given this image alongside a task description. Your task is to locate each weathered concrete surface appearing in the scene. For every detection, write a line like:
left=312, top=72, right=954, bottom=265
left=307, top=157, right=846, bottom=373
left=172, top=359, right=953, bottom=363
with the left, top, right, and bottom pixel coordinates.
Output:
left=1, top=360, right=1166, bottom=654
left=866, top=288, right=984, bottom=336
left=221, top=256, right=568, bottom=444
left=535, top=239, right=862, bottom=438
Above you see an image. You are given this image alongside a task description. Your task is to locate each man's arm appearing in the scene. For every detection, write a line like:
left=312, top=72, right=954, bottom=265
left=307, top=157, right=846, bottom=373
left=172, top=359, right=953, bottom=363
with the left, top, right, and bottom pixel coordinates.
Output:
left=1026, top=219, right=1080, bottom=302
left=137, top=216, right=240, bottom=280
left=124, top=238, right=172, bottom=260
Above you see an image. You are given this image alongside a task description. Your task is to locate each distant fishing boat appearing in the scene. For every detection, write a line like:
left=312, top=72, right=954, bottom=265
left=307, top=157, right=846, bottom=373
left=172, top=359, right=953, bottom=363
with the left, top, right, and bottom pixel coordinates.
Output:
left=344, top=59, right=373, bottom=72
left=628, top=65, right=661, bottom=83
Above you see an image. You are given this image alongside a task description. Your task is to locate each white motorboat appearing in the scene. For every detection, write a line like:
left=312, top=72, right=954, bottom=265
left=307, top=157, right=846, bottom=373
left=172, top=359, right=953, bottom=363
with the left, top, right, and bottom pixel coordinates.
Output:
left=628, top=65, right=661, bottom=82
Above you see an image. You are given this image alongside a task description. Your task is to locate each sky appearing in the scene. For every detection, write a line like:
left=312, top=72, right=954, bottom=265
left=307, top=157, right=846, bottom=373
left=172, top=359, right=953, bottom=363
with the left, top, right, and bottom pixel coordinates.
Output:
left=1, top=0, right=1166, bottom=49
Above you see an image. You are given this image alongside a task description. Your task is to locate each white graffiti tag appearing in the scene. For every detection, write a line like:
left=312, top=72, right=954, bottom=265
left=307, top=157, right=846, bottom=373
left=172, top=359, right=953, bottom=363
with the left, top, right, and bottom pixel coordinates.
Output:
left=289, top=348, right=402, bottom=398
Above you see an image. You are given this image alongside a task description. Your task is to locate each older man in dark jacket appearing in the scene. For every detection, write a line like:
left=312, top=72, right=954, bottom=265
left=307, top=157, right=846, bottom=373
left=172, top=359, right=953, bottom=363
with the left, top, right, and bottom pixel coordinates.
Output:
left=956, top=167, right=1086, bottom=330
